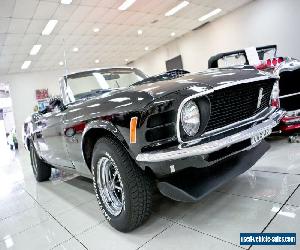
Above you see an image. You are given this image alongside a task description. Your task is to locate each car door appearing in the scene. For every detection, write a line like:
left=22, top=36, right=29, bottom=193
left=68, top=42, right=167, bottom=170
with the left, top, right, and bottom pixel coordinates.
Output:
left=35, top=108, right=74, bottom=169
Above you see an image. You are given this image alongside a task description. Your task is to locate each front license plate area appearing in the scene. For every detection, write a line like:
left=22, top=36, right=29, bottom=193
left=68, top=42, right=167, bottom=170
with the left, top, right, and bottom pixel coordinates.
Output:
left=251, top=128, right=272, bottom=144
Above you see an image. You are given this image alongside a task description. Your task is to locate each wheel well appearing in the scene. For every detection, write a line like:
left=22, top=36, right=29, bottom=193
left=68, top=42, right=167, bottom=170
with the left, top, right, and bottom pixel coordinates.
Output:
left=26, top=138, right=30, bottom=150
left=82, top=128, right=126, bottom=170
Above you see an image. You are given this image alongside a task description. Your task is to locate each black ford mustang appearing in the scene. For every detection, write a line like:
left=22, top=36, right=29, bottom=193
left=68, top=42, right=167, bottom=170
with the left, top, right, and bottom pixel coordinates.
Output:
left=27, top=66, right=284, bottom=232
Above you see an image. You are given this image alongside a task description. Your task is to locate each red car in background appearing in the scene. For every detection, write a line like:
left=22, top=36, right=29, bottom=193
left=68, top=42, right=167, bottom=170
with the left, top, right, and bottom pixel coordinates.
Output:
left=208, top=45, right=300, bottom=134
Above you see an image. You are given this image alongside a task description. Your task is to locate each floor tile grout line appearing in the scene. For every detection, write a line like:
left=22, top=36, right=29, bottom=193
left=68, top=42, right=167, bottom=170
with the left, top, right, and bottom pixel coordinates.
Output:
left=135, top=218, right=176, bottom=250
left=252, top=169, right=300, bottom=176
left=24, top=189, right=89, bottom=250
left=73, top=220, right=106, bottom=237
left=154, top=215, right=246, bottom=249
left=215, top=190, right=286, bottom=205
left=0, top=220, right=50, bottom=243
left=173, top=220, right=247, bottom=250
left=50, top=236, right=76, bottom=250
left=248, top=183, right=300, bottom=250
left=47, top=197, right=96, bottom=217
left=0, top=205, right=38, bottom=222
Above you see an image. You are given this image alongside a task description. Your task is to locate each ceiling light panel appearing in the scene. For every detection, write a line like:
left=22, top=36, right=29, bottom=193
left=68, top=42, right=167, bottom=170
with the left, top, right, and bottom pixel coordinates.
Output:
left=118, top=0, right=136, bottom=11
left=61, top=0, right=72, bottom=4
left=165, top=1, right=190, bottom=16
left=21, top=61, right=31, bottom=69
left=30, top=44, right=42, bottom=55
left=42, top=20, right=58, bottom=35
left=199, top=8, right=222, bottom=22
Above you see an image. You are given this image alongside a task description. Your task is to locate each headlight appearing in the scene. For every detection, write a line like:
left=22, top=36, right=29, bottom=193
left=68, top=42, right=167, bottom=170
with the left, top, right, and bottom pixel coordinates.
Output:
left=181, top=100, right=200, bottom=136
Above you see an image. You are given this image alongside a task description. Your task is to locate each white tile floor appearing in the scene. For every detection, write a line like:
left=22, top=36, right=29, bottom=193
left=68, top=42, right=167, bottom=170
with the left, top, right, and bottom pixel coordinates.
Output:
left=0, top=135, right=299, bottom=250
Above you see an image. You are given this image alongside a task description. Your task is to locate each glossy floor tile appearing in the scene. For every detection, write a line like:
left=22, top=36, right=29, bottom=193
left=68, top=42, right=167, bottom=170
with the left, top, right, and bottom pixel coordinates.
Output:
left=77, top=216, right=173, bottom=250
left=252, top=205, right=300, bottom=250
left=178, top=192, right=278, bottom=245
left=0, top=132, right=299, bottom=250
left=252, top=137, right=300, bottom=175
left=216, top=170, right=300, bottom=203
left=139, top=223, right=243, bottom=250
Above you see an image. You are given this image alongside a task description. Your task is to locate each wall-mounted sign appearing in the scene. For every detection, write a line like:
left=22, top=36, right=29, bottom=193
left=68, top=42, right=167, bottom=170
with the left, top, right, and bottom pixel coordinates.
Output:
left=35, top=89, right=49, bottom=100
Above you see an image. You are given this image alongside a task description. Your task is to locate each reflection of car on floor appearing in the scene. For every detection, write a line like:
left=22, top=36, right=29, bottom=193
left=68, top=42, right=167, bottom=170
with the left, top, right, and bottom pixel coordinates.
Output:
left=26, top=67, right=284, bottom=232
left=208, top=45, right=300, bottom=134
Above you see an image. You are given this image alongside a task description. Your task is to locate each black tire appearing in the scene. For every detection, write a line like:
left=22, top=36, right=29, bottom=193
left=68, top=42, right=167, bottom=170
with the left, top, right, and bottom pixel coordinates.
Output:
left=29, top=142, right=52, bottom=182
left=92, top=136, right=154, bottom=232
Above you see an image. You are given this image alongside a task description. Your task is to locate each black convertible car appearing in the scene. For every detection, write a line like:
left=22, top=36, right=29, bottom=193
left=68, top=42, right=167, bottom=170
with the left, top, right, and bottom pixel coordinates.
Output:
left=27, top=67, right=284, bottom=232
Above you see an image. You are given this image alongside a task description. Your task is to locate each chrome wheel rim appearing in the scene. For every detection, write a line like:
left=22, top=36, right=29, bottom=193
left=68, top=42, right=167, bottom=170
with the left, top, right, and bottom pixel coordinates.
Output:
left=97, top=156, right=124, bottom=216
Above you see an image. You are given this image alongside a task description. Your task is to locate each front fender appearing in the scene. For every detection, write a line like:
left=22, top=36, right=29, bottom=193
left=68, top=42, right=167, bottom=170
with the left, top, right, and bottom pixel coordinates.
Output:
left=81, top=119, right=134, bottom=169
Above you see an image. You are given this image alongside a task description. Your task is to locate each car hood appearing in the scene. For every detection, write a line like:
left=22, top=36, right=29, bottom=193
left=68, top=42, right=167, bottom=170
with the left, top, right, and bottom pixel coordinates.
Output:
left=131, top=66, right=275, bottom=98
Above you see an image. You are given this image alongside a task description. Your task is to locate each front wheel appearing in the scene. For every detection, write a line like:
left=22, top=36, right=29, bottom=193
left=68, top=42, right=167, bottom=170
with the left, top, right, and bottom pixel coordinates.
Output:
left=92, top=136, right=154, bottom=232
left=29, top=142, right=52, bottom=182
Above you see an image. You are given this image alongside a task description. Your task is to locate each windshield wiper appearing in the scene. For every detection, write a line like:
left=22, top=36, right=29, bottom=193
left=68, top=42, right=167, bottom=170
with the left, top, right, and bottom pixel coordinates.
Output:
left=75, top=89, right=112, bottom=101
left=130, top=69, right=190, bottom=86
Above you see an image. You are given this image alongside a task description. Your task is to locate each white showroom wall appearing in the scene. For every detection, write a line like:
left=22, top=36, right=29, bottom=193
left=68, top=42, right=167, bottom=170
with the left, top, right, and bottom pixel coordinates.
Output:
left=1, top=70, right=64, bottom=141
left=131, top=0, right=300, bottom=75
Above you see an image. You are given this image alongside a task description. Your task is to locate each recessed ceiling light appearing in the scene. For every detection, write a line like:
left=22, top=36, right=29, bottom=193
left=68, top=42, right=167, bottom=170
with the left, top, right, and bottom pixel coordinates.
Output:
left=21, top=61, right=31, bottom=70
left=95, top=59, right=100, bottom=63
left=144, top=46, right=149, bottom=51
left=171, top=32, right=176, bottom=37
left=73, top=47, right=79, bottom=52
left=199, top=8, right=222, bottom=22
left=118, top=0, right=136, bottom=11
left=137, top=29, right=143, bottom=35
left=59, top=61, right=64, bottom=66
left=93, top=27, right=100, bottom=33
left=165, top=1, right=189, bottom=16
left=125, top=59, right=129, bottom=62
left=30, top=44, right=42, bottom=55
left=61, top=0, right=72, bottom=4
left=42, top=20, right=58, bottom=35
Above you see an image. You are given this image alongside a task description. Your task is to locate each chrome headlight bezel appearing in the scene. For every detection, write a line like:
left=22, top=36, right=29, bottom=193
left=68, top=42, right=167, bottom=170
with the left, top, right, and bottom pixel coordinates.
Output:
left=180, top=100, right=201, bottom=137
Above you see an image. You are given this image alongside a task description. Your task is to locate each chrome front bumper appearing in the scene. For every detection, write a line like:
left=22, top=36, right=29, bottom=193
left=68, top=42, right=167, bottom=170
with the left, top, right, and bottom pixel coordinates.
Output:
left=136, top=109, right=285, bottom=163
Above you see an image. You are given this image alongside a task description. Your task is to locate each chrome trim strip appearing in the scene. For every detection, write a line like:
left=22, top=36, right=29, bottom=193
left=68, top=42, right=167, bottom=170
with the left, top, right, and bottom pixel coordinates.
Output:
left=280, top=92, right=300, bottom=99
left=176, top=75, right=272, bottom=143
left=136, top=109, right=285, bottom=162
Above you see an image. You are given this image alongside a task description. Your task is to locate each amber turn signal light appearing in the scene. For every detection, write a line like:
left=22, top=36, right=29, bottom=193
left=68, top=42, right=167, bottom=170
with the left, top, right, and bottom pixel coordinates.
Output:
left=130, top=117, right=138, bottom=143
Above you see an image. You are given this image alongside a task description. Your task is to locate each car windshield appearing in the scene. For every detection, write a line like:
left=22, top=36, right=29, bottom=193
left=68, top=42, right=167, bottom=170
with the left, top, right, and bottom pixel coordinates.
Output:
left=66, top=68, right=147, bottom=102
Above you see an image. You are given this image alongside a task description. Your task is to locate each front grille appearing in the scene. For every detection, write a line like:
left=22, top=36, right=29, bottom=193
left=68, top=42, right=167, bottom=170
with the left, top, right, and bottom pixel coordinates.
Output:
left=204, top=79, right=274, bottom=132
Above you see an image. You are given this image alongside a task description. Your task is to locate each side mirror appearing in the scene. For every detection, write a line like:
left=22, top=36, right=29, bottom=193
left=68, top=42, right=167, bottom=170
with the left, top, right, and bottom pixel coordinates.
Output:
left=49, top=97, right=67, bottom=111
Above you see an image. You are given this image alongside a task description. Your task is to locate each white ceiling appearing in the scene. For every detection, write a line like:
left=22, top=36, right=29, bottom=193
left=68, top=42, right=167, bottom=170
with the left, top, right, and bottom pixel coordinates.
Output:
left=0, top=0, right=253, bottom=74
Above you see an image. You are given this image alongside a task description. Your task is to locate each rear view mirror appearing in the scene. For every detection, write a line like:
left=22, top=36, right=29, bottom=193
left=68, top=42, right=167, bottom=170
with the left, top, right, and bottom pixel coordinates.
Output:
left=104, top=74, right=120, bottom=80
